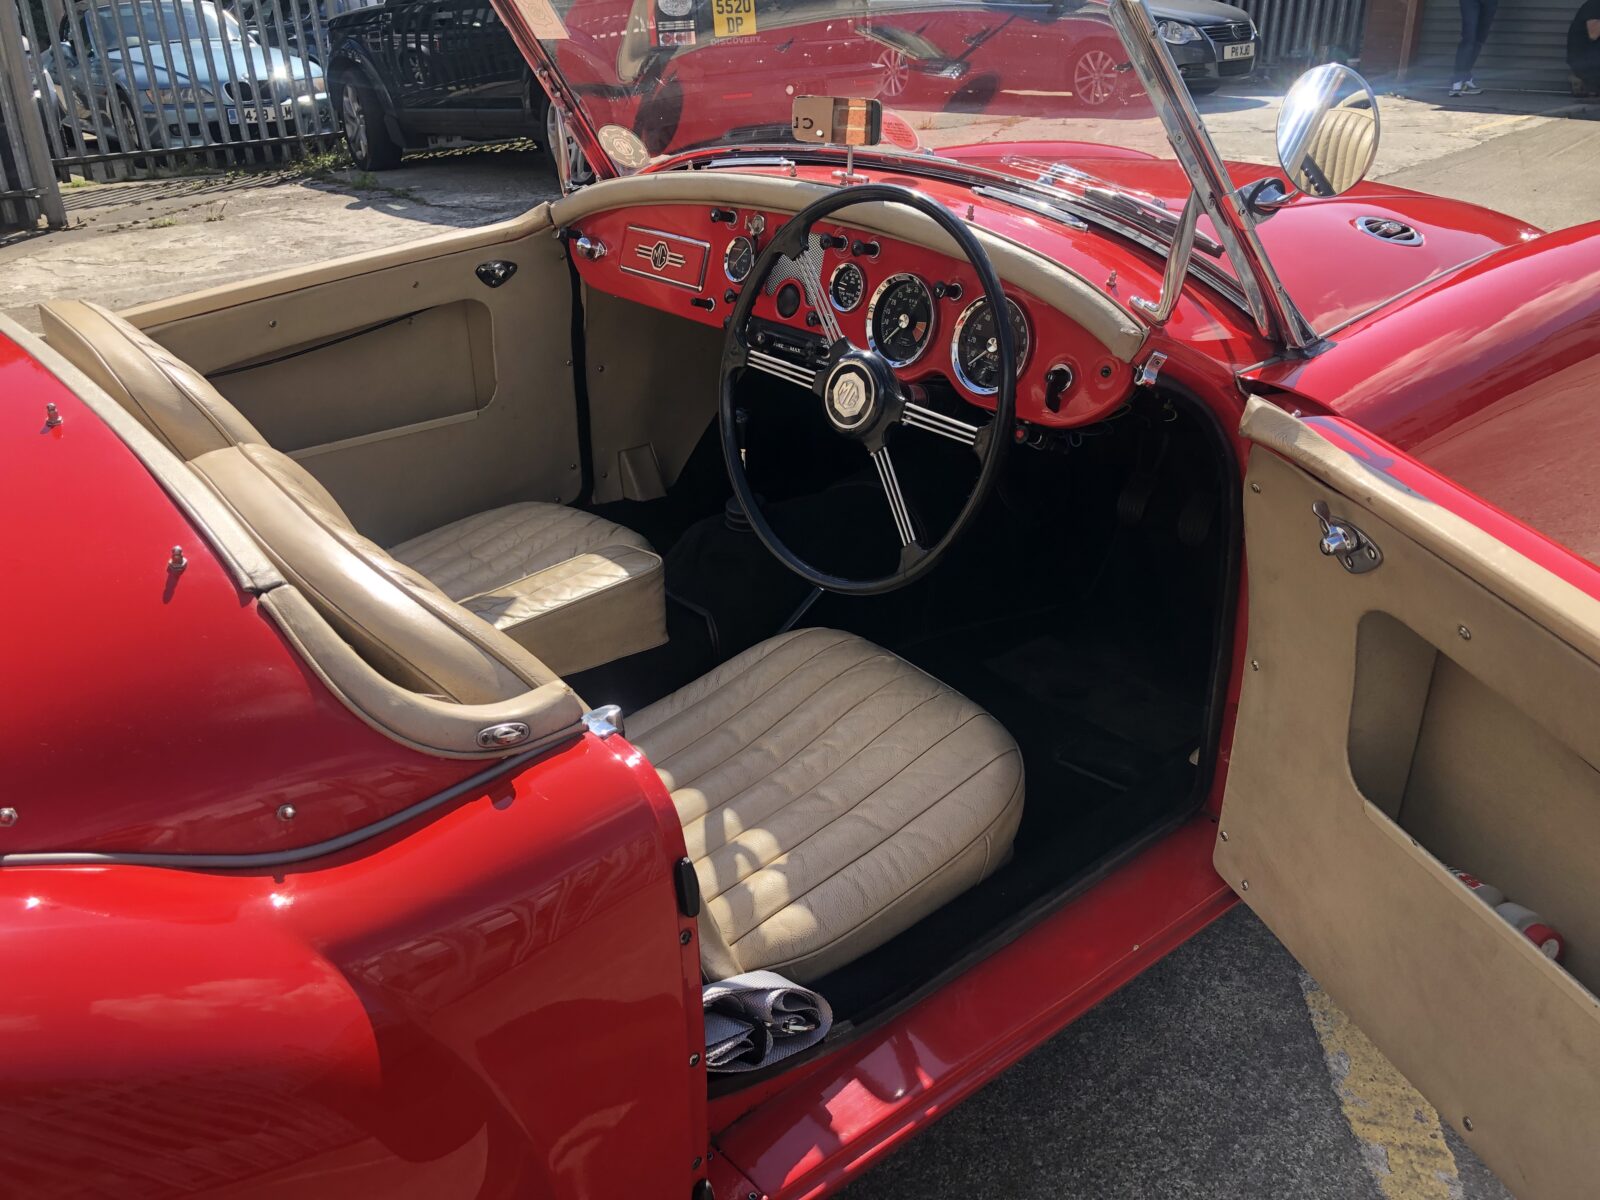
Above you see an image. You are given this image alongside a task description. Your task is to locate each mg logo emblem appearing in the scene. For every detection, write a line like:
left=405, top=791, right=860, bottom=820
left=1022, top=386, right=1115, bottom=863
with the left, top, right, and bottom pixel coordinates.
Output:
left=649, top=241, right=671, bottom=271
left=832, top=374, right=867, bottom=419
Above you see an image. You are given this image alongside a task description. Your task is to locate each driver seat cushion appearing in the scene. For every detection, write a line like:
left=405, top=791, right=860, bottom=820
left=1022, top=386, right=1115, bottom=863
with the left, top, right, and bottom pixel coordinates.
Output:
left=629, top=628, right=1025, bottom=983
left=38, top=298, right=666, bottom=678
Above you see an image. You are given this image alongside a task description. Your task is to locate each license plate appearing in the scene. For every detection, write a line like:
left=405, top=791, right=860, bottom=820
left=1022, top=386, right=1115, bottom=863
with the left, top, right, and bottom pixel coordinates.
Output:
left=240, top=106, right=267, bottom=122
left=712, top=0, right=756, bottom=38
left=1224, top=42, right=1255, bottom=59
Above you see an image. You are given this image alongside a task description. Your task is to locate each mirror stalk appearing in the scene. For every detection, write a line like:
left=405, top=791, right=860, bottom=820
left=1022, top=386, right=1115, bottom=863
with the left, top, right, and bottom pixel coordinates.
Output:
left=1131, top=192, right=1200, bottom=327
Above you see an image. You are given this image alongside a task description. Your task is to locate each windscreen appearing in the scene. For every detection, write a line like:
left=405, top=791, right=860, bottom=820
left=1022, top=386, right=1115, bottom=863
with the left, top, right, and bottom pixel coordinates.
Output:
left=521, top=0, right=1185, bottom=172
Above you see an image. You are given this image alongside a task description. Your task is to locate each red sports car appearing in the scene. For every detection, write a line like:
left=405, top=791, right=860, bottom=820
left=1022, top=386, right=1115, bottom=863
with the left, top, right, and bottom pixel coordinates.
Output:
left=5, top=3, right=1600, bottom=1198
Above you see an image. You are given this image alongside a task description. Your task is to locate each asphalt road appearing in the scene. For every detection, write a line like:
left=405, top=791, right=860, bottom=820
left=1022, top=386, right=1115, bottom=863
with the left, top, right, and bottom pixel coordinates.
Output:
left=836, top=907, right=1515, bottom=1200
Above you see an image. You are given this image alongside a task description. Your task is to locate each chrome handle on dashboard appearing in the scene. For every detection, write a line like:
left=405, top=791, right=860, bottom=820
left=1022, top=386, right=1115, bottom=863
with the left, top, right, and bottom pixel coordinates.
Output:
left=574, top=236, right=607, bottom=261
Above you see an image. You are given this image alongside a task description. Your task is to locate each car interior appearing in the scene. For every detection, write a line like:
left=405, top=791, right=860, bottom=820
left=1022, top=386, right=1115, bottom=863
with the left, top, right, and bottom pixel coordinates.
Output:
left=38, top=184, right=1235, bottom=1069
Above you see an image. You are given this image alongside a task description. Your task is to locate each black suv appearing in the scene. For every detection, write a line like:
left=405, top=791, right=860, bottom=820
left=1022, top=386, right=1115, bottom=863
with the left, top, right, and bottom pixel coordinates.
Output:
left=325, top=0, right=589, bottom=175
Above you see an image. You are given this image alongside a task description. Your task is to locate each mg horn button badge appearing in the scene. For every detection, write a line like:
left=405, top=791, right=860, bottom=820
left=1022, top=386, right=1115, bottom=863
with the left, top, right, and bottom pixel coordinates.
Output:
left=825, top=362, right=876, bottom=430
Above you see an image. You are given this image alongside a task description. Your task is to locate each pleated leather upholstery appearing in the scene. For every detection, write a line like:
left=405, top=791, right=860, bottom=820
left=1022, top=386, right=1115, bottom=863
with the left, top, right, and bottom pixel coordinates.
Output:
left=630, top=629, right=1025, bottom=982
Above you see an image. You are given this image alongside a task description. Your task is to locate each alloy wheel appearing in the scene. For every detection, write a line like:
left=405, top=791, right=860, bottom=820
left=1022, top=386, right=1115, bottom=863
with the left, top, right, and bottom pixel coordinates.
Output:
left=1073, top=48, right=1119, bottom=107
left=342, top=84, right=367, bottom=163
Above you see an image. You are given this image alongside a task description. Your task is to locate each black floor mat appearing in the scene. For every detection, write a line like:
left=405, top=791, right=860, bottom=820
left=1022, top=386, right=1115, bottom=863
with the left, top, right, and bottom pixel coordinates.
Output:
left=808, top=617, right=1205, bottom=1021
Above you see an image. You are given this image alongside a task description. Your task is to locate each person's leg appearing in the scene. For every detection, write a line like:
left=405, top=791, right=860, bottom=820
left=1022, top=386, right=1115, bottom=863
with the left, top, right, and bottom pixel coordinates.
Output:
left=1454, top=0, right=1482, bottom=83
left=1466, top=0, right=1498, bottom=78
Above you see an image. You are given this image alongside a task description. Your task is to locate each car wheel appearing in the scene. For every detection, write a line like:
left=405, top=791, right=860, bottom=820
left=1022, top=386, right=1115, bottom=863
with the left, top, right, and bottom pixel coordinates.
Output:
left=541, top=94, right=594, bottom=185
left=1070, top=46, right=1122, bottom=108
left=340, top=79, right=401, bottom=171
left=113, top=92, right=149, bottom=151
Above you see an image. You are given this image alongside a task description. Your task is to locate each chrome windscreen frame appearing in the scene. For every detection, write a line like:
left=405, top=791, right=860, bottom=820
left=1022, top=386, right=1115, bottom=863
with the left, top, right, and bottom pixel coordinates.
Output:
left=1107, top=0, right=1321, bottom=352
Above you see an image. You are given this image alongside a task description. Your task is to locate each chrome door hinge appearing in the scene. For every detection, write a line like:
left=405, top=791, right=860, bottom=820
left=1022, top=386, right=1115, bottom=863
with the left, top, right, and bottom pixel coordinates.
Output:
left=1312, top=501, right=1382, bottom=573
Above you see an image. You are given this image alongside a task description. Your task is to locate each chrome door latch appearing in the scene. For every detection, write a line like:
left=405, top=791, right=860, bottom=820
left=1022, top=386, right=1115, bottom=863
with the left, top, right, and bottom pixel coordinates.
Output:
left=1312, top=501, right=1382, bottom=573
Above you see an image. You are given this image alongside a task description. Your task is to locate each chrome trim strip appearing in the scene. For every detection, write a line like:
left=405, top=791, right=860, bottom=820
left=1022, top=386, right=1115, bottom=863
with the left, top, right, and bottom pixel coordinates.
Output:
left=903, top=402, right=980, bottom=446
left=0, top=722, right=589, bottom=869
left=871, top=445, right=918, bottom=546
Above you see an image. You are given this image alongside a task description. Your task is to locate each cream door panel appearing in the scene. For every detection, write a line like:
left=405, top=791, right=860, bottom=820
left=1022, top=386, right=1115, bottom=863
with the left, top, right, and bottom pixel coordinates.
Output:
left=1219, top=398, right=1600, bottom=1200
left=125, top=213, right=579, bottom=546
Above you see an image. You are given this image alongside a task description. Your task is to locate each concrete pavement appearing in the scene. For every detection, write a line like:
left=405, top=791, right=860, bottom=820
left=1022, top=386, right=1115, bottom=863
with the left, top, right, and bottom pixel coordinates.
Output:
left=835, top=907, right=1514, bottom=1200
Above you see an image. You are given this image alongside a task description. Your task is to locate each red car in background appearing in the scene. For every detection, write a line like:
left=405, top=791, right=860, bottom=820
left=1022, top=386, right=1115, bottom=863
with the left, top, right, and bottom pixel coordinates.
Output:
left=7, top=0, right=1600, bottom=1197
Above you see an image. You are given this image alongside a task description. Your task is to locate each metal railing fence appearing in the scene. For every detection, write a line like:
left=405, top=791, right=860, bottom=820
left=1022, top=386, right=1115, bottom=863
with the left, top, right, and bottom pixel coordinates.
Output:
left=1234, top=0, right=1371, bottom=71
left=4, top=0, right=339, bottom=189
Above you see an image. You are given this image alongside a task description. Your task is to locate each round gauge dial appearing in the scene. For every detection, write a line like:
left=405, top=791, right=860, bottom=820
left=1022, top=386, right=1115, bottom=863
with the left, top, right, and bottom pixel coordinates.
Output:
left=723, top=236, right=755, bottom=283
left=868, top=274, right=935, bottom=367
left=952, top=297, right=1030, bottom=394
left=829, top=262, right=866, bottom=312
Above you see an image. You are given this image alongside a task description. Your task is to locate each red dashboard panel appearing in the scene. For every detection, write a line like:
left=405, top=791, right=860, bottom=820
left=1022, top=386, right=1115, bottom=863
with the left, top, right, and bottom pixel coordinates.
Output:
left=567, top=202, right=1136, bottom=429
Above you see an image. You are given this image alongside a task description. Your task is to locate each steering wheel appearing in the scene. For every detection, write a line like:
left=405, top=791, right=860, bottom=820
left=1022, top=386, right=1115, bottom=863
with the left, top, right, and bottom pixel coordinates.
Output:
left=720, top=184, right=1015, bottom=596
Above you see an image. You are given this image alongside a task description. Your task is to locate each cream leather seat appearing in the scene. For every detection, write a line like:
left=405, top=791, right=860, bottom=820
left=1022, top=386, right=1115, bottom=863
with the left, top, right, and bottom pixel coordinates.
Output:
left=631, top=628, right=1025, bottom=983
left=39, top=300, right=665, bottom=677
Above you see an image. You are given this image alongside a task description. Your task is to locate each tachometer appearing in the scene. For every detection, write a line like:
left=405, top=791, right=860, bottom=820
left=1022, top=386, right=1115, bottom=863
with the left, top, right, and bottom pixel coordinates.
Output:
left=868, top=274, right=935, bottom=367
left=829, top=262, right=865, bottom=312
left=723, top=236, right=755, bottom=283
left=952, top=296, right=1030, bottom=394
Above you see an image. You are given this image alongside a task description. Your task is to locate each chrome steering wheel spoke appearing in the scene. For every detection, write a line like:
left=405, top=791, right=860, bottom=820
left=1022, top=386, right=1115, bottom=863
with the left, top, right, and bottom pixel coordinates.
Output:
left=900, top=400, right=984, bottom=450
left=745, top=345, right=821, bottom=391
left=869, top=444, right=920, bottom=549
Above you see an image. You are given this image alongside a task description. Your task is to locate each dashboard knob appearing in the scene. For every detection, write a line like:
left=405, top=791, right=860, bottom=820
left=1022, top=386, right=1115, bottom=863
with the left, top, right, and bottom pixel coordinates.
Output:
left=710, top=208, right=737, bottom=224
left=851, top=239, right=880, bottom=258
left=818, top=234, right=848, bottom=250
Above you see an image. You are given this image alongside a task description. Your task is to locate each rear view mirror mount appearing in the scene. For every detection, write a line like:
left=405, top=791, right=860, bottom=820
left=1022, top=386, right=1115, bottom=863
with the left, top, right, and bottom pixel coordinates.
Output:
left=792, top=95, right=882, bottom=184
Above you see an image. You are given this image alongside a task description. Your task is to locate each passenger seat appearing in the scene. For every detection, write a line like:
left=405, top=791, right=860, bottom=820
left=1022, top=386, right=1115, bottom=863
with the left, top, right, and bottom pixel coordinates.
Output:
left=39, top=300, right=666, bottom=677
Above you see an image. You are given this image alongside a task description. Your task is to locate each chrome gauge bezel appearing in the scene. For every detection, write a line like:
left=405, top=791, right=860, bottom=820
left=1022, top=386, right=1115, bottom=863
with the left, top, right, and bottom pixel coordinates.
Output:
left=866, top=273, right=935, bottom=368
left=723, top=235, right=755, bottom=283
left=828, top=261, right=866, bottom=312
left=950, top=296, right=1031, bottom=395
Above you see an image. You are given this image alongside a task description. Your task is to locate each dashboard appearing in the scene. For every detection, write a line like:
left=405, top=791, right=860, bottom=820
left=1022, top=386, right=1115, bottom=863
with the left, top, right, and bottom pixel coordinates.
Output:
left=564, top=202, right=1136, bottom=430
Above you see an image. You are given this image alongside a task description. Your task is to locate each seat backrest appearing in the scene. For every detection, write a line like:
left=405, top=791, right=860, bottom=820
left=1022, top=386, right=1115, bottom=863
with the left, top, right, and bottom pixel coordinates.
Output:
left=40, top=300, right=560, bottom=705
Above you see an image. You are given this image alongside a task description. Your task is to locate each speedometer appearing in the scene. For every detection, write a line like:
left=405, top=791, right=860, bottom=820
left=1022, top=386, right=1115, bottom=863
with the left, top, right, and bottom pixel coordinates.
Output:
left=867, top=274, right=935, bottom=367
left=952, top=297, right=1030, bottom=394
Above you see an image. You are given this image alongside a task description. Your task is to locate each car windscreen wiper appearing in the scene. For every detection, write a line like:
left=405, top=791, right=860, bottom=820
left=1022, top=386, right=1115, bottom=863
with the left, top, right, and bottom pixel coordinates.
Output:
left=1003, top=157, right=1224, bottom=257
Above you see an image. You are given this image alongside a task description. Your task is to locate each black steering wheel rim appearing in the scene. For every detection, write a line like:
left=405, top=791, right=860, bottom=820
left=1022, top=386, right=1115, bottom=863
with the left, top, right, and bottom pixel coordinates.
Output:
left=719, top=183, right=1015, bottom=597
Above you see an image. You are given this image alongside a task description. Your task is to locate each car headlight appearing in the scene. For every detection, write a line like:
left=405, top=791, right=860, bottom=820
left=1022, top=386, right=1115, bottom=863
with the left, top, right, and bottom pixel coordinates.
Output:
left=1157, top=19, right=1201, bottom=44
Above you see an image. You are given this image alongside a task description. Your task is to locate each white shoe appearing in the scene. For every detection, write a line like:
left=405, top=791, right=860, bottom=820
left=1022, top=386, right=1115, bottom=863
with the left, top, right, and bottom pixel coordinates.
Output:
left=1449, top=81, right=1465, bottom=96
left=1461, top=79, right=1484, bottom=94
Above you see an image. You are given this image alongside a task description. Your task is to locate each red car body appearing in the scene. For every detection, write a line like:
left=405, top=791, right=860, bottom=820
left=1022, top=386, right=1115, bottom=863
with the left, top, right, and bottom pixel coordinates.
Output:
left=7, top=11, right=1600, bottom=1200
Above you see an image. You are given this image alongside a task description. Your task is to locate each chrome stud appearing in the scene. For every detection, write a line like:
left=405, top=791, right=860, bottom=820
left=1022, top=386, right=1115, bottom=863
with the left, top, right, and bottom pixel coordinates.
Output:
left=44, top=402, right=63, bottom=428
left=1458, top=625, right=1472, bottom=641
left=168, top=546, right=188, bottom=574
left=277, top=804, right=297, bottom=822
left=0, top=808, right=17, bottom=827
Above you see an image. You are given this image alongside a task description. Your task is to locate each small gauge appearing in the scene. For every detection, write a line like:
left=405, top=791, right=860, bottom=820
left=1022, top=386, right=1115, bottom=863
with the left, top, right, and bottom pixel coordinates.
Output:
left=952, top=297, right=1030, bottom=394
left=723, top=236, right=755, bottom=283
left=868, top=274, right=935, bottom=367
left=829, top=262, right=865, bottom=312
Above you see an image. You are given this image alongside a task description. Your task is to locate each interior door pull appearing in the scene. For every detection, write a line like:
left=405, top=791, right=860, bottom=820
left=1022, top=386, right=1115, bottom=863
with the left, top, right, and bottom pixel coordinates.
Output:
left=1312, top=501, right=1382, bottom=574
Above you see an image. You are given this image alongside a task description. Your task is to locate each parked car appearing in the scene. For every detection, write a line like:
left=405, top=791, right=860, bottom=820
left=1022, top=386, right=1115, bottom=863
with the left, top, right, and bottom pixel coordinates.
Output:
left=44, top=0, right=334, bottom=152
left=7, top=3, right=1600, bottom=1198
left=1151, top=0, right=1257, bottom=93
left=325, top=0, right=590, bottom=175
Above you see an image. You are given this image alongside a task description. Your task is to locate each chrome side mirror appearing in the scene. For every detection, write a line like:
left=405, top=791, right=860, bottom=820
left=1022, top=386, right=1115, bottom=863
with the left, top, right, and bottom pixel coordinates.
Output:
left=1274, top=63, right=1380, bottom=199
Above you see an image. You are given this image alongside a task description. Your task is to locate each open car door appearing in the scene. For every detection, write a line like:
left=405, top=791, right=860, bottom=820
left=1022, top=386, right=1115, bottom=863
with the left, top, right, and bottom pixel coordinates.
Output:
left=1219, top=397, right=1600, bottom=1200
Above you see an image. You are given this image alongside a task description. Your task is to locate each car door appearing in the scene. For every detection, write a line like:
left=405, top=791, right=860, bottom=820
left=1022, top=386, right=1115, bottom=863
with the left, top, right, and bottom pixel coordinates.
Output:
left=1217, top=395, right=1600, bottom=1200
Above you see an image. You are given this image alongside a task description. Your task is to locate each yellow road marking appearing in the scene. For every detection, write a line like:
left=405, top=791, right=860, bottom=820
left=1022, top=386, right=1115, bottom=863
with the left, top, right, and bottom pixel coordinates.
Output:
left=1300, top=977, right=1463, bottom=1200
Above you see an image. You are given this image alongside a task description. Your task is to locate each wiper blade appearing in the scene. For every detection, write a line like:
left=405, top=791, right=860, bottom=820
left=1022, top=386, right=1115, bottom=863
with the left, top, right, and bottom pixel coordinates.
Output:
left=1005, top=157, right=1223, bottom=257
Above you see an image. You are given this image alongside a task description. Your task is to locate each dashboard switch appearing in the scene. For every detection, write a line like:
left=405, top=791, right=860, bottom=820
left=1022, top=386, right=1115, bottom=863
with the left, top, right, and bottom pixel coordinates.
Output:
left=851, top=239, right=880, bottom=258
left=818, top=234, right=848, bottom=251
left=1044, top=365, right=1074, bottom=413
left=710, top=208, right=737, bottom=224
left=691, top=296, right=716, bottom=311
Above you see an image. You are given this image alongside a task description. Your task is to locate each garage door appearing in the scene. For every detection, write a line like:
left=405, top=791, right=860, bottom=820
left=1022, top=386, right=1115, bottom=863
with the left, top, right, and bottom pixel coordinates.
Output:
left=1414, top=0, right=1575, bottom=91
